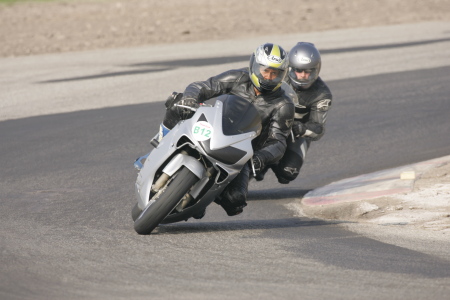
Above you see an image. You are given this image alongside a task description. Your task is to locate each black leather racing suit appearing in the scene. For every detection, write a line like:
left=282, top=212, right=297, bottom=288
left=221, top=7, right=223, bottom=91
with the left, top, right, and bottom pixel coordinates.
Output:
left=270, top=76, right=332, bottom=183
left=162, top=67, right=295, bottom=214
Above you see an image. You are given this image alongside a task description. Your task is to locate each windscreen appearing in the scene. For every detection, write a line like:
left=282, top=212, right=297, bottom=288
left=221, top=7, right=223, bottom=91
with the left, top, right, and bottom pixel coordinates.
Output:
left=218, top=94, right=261, bottom=136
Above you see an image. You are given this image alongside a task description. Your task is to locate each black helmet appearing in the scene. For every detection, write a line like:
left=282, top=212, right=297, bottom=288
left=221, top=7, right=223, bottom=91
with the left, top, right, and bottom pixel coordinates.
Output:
left=288, top=42, right=321, bottom=89
left=249, top=43, right=288, bottom=93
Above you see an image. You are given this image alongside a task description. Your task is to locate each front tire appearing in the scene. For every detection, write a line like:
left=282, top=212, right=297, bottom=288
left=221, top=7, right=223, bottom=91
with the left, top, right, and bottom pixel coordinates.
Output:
left=131, top=203, right=142, bottom=222
left=133, top=167, right=199, bottom=235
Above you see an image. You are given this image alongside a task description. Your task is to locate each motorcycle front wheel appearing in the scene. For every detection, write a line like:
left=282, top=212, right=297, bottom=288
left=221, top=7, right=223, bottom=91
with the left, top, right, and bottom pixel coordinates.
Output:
left=131, top=203, right=142, bottom=222
left=133, top=167, right=199, bottom=235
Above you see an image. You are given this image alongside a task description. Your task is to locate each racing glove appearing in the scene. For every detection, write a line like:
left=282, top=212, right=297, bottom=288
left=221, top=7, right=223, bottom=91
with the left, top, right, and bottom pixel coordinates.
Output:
left=164, top=92, right=183, bottom=108
left=292, top=121, right=307, bottom=139
left=178, top=97, right=199, bottom=119
left=164, top=92, right=199, bottom=110
left=179, top=97, right=199, bottom=108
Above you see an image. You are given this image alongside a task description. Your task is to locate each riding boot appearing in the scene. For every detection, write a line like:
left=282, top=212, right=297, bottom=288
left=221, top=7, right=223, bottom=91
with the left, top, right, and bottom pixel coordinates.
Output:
left=150, top=123, right=171, bottom=146
left=134, top=152, right=149, bottom=170
left=215, top=164, right=250, bottom=216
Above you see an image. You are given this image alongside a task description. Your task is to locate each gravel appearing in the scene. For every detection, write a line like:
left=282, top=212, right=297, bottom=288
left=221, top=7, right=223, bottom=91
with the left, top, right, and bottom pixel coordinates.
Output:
left=1, top=0, right=449, bottom=57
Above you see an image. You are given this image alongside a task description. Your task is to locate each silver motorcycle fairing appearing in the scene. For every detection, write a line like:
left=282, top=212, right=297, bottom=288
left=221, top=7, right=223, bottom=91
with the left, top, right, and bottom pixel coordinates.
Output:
left=135, top=96, right=258, bottom=218
left=135, top=148, right=204, bottom=210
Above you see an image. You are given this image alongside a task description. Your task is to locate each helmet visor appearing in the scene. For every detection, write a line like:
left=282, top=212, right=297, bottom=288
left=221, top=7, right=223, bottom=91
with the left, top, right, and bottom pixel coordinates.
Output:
left=251, top=60, right=286, bottom=89
left=288, top=67, right=318, bottom=87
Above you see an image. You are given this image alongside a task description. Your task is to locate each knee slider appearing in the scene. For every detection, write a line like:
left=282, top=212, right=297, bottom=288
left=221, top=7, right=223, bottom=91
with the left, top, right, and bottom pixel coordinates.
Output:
left=281, top=167, right=299, bottom=180
left=273, top=166, right=299, bottom=184
left=223, top=188, right=247, bottom=206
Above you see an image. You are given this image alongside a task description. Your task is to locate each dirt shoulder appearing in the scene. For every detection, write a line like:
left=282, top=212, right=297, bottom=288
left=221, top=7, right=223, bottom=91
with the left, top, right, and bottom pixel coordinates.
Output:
left=1, top=0, right=449, bottom=57
left=301, top=160, right=450, bottom=232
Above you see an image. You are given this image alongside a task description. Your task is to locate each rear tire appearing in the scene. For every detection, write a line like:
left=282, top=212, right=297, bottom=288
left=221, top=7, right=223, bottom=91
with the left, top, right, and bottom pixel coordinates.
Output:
left=133, top=167, right=199, bottom=235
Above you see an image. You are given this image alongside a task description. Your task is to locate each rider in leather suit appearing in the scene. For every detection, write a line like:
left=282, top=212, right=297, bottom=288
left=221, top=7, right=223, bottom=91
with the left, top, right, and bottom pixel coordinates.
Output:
left=158, top=43, right=295, bottom=216
left=257, top=42, right=332, bottom=184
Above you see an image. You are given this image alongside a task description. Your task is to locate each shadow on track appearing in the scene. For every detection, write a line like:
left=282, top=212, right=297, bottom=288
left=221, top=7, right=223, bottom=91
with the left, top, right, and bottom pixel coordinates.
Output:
left=152, top=218, right=345, bottom=235
left=247, top=187, right=310, bottom=201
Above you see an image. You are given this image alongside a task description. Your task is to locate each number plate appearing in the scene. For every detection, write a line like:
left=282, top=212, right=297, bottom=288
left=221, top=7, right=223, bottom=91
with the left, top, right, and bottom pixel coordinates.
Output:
left=192, top=121, right=213, bottom=141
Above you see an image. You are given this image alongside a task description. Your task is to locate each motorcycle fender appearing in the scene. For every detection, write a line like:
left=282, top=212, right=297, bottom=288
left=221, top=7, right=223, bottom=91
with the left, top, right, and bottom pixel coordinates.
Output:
left=136, top=153, right=205, bottom=210
left=162, top=153, right=205, bottom=179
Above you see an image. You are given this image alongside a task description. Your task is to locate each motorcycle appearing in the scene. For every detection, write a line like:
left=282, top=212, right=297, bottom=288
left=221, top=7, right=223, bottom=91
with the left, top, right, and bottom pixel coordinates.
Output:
left=132, top=94, right=262, bottom=234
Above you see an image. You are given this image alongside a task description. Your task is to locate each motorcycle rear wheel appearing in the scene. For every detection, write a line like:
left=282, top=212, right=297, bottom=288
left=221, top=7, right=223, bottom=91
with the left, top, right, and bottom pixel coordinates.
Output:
left=133, top=167, right=199, bottom=235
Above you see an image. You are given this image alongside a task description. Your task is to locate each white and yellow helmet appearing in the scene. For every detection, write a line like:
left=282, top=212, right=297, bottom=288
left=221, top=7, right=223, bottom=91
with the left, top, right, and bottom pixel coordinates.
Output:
left=249, top=43, right=288, bottom=93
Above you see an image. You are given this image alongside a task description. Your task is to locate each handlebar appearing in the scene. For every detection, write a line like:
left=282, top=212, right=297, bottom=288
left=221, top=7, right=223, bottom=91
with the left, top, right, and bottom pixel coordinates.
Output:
left=174, top=103, right=213, bottom=111
left=173, top=104, right=198, bottom=111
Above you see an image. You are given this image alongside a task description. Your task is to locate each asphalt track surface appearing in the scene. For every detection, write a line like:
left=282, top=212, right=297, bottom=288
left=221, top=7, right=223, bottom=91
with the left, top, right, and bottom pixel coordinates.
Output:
left=1, top=23, right=450, bottom=299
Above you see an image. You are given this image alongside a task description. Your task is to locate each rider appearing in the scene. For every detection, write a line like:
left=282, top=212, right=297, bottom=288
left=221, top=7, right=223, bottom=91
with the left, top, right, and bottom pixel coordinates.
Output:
left=158, top=43, right=295, bottom=216
left=256, top=42, right=333, bottom=184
